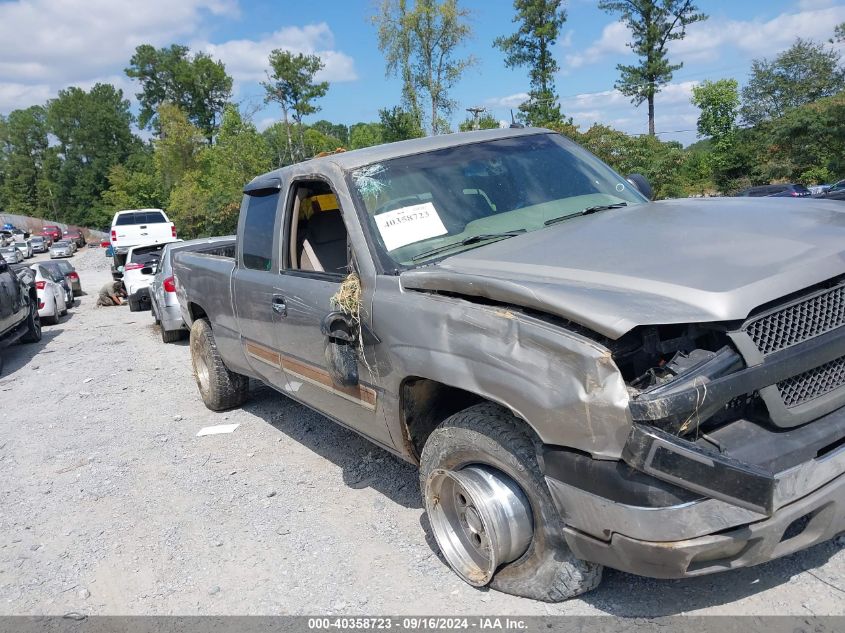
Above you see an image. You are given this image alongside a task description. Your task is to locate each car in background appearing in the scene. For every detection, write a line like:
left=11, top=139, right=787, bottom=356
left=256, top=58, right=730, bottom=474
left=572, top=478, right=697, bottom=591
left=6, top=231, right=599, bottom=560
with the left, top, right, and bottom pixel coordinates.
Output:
left=736, top=183, right=812, bottom=198
left=123, top=242, right=172, bottom=312
left=14, top=239, right=32, bottom=259
left=0, top=245, right=23, bottom=264
left=49, top=240, right=74, bottom=259
left=30, top=236, right=48, bottom=254
left=42, top=260, right=81, bottom=297
left=150, top=236, right=235, bottom=343
left=41, top=225, right=61, bottom=243
left=62, top=228, right=85, bottom=248
left=0, top=231, right=14, bottom=247
left=30, top=264, right=67, bottom=325
left=813, top=179, right=845, bottom=202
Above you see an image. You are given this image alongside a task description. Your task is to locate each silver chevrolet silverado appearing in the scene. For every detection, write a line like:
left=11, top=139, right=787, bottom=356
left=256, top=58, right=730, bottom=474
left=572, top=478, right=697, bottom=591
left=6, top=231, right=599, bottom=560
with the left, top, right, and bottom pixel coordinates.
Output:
left=172, top=128, right=845, bottom=601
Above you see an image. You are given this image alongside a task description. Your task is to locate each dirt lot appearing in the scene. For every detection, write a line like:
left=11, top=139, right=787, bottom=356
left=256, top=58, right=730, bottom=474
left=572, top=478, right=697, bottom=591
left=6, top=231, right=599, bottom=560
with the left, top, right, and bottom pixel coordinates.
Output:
left=0, top=246, right=843, bottom=617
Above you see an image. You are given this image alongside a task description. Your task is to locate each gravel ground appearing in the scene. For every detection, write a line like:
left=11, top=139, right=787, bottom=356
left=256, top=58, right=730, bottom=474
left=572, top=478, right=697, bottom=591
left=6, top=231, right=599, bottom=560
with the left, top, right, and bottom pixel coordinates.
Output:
left=0, top=247, right=843, bottom=617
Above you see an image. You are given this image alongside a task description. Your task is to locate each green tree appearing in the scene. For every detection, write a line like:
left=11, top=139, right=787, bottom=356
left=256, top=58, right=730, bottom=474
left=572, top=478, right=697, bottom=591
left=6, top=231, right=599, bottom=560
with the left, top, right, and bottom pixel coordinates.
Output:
left=739, top=38, right=845, bottom=126
left=832, top=22, right=844, bottom=44
left=494, top=0, right=567, bottom=126
left=125, top=44, right=233, bottom=142
left=598, top=0, right=707, bottom=135
left=349, top=122, right=384, bottom=149
left=0, top=106, right=53, bottom=218
left=411, top=0, right=476, bottom=134
left=690, top=78, right=739, bottom=186
left=263, top=50, right=329, bottom=162
left=375, top=0, right=476, bottom=135
left=47, top=84, right=139, bottom=226
left=458, top=111, right=500, bottom=131
left=101, top=148, right=163, bottom=212
left=379, top=106, right=425, bottom=142
left=374, top=0, right=424, bottom=130
left=153, top=103, right=205, bottom=195
left=310, top=120, right=349, bottom=146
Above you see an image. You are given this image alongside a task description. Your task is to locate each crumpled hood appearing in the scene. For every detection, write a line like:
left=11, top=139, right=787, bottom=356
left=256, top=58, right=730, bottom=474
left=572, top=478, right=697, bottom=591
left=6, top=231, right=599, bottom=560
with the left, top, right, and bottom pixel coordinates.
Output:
left=400, top=197, right=845, bottom=339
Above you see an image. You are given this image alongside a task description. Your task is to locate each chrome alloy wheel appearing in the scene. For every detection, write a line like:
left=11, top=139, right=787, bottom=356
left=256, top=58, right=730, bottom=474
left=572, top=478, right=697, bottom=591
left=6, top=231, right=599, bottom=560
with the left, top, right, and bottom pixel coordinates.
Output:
left=426, top=465, right=533, bottom=586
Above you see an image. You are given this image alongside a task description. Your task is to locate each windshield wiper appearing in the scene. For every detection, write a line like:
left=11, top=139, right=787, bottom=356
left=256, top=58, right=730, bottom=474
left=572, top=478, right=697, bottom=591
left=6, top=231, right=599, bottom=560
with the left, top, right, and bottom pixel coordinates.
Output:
left=412, top=230, right=526, bottom=262
left=543, top=202, right=628, bottom=227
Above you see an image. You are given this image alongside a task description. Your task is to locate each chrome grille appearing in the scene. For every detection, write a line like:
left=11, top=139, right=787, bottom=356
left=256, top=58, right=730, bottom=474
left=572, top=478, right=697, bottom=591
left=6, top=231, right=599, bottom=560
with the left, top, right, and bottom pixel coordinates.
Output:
left=744, top=284, right=845, bottom=355
left=777, top=355, right=845, bottom=408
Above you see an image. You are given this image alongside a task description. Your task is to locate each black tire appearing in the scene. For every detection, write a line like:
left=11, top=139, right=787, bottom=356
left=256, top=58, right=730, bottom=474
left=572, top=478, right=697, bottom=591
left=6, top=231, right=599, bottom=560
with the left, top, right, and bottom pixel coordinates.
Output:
left=419, top=402, right=603, bottom=602
left=189, top=319, right=249, bottom=411
left=128, top=295, right=141, bottom=312
left=42, top=312, right=58, bottom=326
left=161, top=326, right=183, bottom=344
left=20, top=301, right=41, bottom=343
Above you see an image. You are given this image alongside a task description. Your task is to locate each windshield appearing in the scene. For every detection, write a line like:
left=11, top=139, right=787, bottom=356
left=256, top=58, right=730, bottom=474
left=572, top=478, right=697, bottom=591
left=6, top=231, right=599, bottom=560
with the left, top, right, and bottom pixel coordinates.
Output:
left=349, top=133, right=646, bottom=267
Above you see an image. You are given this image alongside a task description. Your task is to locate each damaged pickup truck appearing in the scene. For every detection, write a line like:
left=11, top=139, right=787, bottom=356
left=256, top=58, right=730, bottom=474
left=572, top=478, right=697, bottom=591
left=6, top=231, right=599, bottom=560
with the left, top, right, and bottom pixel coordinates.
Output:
left=173, top=128, right=845, bottom=601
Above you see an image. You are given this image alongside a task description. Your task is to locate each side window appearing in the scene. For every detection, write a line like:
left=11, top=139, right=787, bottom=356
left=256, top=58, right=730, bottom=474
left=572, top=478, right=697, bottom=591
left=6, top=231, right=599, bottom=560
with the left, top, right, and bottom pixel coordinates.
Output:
left=284, top=181, right=349, bottom=276
left=242, top=190, right=280, bottom=271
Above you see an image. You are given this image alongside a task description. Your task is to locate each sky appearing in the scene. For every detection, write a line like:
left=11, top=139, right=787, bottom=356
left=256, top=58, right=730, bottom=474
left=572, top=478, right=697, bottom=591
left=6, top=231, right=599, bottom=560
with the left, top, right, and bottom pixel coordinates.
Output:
left=0, top=0, right=844, bottom=146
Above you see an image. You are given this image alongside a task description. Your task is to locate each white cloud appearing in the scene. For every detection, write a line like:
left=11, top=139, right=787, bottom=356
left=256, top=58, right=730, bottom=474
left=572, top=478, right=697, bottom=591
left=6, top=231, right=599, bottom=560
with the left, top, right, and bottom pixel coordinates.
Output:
left=483, top=92, right=529, bottom=109
left=0, top=0, right=238, bottom=112
left=200, top=23, right=357, bottom=89
left=565, top=5, right=845, bottom=72
left=564, top=21, right=630, bottom=70
left=0, top=0, right=237, bottom=84
left=484, top=80, right=701, bottom=143
left=672, top=5, right=845, bottom=63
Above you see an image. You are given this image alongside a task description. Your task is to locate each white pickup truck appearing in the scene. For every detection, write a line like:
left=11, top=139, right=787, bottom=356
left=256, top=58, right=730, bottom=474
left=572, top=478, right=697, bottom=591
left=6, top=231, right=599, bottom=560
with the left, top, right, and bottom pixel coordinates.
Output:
left=110, top=209, right=177, bottom=280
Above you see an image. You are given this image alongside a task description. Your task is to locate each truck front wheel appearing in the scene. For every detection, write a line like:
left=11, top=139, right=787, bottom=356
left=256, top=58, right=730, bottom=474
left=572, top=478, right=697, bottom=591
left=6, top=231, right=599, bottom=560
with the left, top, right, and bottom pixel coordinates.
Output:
left=190, top=318, right=249, bottom=411
left=420, top=402, right=603, bottom=601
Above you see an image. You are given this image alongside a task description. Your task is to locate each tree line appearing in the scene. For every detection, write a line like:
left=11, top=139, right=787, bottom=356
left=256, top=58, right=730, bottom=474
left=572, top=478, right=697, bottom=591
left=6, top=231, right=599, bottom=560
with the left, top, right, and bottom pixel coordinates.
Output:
left=0, top=0, right=843, bottom=237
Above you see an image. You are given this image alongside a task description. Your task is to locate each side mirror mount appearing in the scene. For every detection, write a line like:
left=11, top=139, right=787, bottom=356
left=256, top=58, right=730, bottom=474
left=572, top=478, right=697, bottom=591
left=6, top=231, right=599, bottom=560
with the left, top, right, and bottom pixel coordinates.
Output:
left=627, top=173, right=654, bottom=201
left=321, top=311, right=359, bottom=387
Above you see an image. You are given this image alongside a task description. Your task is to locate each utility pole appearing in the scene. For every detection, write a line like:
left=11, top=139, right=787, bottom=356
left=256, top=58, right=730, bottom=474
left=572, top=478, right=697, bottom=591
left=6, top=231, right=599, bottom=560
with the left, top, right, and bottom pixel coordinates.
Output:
left=466, top=106, right=485, bottom=130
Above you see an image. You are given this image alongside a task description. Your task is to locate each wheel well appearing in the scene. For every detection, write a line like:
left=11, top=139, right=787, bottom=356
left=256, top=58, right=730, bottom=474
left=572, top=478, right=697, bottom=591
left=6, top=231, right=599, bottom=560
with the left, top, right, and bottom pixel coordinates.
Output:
left=188, top=302, right=207, bottom=322
left=400, top=378, right=485, bottom=461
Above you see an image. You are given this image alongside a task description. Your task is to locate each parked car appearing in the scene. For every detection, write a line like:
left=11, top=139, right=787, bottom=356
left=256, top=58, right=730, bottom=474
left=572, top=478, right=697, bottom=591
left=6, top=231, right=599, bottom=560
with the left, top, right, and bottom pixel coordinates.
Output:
left=813, top=179, right=845, bottom=202
left=109, top=209, right=177, bottom=279
left=0, top=231, right=14, bottom=247
left=151, top=236, right=235, bottom=343
left=62, top=228, right=85, bottom=248
left=42, top=260, right=81, bottom=297
left=123, top=242, right=171, bottom=312
left=49, top=240, right=74, bottom=259
left=0, top=246, right=23, bottom=264
left=736, top=183, right=812, bottom=197
left=29, top=236, right=48, bottom=254
left=41, top=225, right=62, bottom=243
left=30, top=264, right=67, bottom=325
left=14, top=240, right=32, bottom=259
left=0, top=254, right=41, bottom=364
left=174, top=127, right=845, bottom=602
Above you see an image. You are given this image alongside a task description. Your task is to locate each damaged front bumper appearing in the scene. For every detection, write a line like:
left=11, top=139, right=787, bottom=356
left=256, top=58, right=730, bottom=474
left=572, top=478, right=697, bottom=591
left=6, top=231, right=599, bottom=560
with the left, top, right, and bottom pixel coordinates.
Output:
left=542, top=402, right=845, bottom=578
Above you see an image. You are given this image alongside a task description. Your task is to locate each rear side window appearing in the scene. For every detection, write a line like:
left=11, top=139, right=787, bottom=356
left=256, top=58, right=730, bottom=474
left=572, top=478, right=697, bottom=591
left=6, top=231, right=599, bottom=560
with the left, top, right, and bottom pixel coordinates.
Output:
left=115, top=211, right=167, bottom=225
left=241, top=191, right=279, bottom=271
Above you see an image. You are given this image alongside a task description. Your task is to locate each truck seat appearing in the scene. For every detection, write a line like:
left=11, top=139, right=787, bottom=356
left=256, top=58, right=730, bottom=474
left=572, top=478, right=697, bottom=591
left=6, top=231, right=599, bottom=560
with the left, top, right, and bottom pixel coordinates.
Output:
left=302, top=210, right=348, bottom=275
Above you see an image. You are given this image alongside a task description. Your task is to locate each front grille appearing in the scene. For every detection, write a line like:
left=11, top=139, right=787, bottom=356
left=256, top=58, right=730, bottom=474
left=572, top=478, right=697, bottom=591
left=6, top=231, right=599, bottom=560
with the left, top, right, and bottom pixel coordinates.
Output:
left=744, top=283, right=845, bottom=355
left=777, top=355, right=845, bottom=408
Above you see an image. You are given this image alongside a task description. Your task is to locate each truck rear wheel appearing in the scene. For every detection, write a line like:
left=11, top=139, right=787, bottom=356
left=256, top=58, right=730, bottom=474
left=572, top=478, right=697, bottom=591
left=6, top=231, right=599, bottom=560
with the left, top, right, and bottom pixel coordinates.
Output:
left=20, top=301, right=41, bottom=343
left=190, top=318, right=248, bottom=411
left=420, top=402, right=602, bottom=602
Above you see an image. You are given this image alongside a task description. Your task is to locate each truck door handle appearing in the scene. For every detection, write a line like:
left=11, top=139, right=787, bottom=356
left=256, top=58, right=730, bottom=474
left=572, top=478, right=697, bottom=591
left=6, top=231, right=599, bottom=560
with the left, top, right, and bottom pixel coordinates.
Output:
left=271, top=295, right=287, bottom=316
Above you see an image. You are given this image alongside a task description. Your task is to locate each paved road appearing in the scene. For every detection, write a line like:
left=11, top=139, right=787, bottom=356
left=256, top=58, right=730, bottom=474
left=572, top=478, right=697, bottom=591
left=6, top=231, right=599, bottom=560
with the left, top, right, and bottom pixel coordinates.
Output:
left=0, top=247, right=843, bottom=616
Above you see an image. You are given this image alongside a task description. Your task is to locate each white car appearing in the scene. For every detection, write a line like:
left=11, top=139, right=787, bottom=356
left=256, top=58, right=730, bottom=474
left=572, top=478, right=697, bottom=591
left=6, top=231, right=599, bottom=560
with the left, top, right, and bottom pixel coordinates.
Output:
left=0, top=245, right=23, bottom=263
left=14, top=239, right=32, bottom=259
left=123, top=242, right=173, bottom=312
left=31, top=264, right=67, bottom=325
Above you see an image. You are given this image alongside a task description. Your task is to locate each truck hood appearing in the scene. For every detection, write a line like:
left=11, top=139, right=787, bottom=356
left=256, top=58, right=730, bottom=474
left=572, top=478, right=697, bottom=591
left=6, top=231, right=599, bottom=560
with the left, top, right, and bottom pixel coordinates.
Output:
left=400, top=197, right=845, bottom=339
